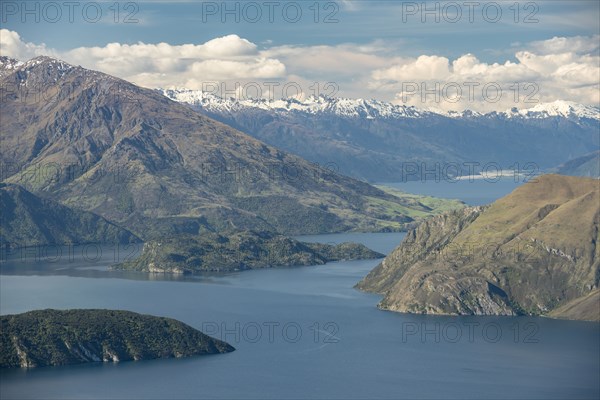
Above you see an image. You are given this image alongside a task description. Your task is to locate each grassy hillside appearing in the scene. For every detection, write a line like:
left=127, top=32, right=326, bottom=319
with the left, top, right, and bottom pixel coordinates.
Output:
left=0, top=56, right=463, bottom=238
left=549, top=289, right=599, bottom=321
left=357, top=174, right=599, bottom=320
left=0, top=183, right=139, bottom=248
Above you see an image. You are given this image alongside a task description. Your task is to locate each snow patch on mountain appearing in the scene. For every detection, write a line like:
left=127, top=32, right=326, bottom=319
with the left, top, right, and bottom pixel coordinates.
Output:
left=159, top=88, right=433, bottom=119
left=160, top=88, right=599, bottom=122
left=0, top=56, right=75, bottom=83
left=0, top=56, right=25, bottom=78
left=504, top=100, right=600, bottom=120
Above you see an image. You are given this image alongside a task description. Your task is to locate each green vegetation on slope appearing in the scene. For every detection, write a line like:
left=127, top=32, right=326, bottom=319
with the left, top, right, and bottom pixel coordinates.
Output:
left=357, top=174, right=600, bottom=321
left=0, top=309, right=234, bottom=368
left=373, top=185, right=465, bottom=218
left=0, top=183, right=139, bottom=248
left=114, top=230, right=383, bottom=273
left=1, top=56, right=467, bottom=239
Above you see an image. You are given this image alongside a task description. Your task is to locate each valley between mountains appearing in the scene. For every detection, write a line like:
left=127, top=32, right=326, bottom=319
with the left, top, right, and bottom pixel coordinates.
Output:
left=162, top=89, right=600, bottom=182
left=0, top=56, right=463, bottom=241
left=0, top=56, right=599, bottom=372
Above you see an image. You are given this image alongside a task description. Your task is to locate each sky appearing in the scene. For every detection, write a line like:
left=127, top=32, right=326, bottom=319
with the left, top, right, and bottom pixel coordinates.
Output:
left=1, top=0, right=599, bottom=112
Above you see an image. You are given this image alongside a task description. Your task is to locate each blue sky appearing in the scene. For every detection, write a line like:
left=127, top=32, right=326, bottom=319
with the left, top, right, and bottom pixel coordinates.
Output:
left=1, top=1, right=599, bottom=110
left=3, top=1, right=598, bottom=57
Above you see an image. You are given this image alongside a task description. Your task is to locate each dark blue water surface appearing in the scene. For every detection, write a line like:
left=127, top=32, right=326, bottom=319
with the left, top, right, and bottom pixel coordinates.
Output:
left=1, top=232, right=598, bottom=400
left=0, top=234, right=600, bottom=399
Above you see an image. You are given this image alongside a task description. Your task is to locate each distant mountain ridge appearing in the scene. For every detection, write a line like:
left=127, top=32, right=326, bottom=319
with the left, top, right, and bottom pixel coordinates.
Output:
left=160, top=89, right=433, bottom=119
left=0, top=56, right=462, bottom=239
left=551, top=151, right=600, bottom=178
left=161, top=88, right=600, bottom=182
left=160, top=88, right=600, bottom=121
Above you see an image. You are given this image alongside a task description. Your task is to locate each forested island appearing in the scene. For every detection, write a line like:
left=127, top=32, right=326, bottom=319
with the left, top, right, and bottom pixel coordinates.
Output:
left=0, top=309, right=234, bottom=368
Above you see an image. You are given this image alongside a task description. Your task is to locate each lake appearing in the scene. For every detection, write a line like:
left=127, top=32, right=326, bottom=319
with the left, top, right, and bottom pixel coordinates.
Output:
left=381, top=175, right=527, bottom=205
left=1, top=181, right=598, bottom=399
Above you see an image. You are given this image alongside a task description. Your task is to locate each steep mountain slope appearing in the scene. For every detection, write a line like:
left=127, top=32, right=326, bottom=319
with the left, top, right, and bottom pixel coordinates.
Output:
left=551, top=151, right=600, bottom=178
left=0, top=309, right=234, bottom=368
left=548, top=289, right=599, bottom=321
left=356, top=174, right=600, bottom=320
left=0, top=183, right=138, bottom=248
left=0, top=56, right=460, bottom=238
left=162, top=89, right=600, bottom=182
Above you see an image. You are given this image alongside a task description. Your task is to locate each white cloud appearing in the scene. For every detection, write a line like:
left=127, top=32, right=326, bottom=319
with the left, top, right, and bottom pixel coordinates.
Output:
left=58, top=34, right=277, bottom=85
left=67, top=34, right=258, bottom=61
left=263, top=42, right=392, bottom=77
left=527, top=35, right=600, bottom=55
left=201, top=35, right=258, bottom=57
left=0, top=30, right=598, bottom=111
left=0, top=29, right=53, bottom=60
left=369, top=35, right=600, bottom=112
left=372, top=55, right=451, bottom=81
left=188, top=58, right=286, bottom=80
left=0, top=31, right=283, bottom=89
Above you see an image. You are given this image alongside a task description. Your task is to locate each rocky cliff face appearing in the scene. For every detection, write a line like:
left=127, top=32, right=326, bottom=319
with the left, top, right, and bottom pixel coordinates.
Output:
left=357, top=175, right=600, bottom=320
left=0, top=309, right=234, bottom=368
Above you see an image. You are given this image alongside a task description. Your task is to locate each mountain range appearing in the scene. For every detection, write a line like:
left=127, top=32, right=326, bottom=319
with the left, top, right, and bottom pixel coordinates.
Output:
left=0, top=56, right=464, bottom=241
left=161, top=89, right=600, bottom=182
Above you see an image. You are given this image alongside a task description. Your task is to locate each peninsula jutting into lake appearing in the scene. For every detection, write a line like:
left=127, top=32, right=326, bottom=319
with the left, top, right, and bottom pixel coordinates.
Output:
left=357, top=175, right=600, bottom=321
left=1, top=2, right=599, bottom=399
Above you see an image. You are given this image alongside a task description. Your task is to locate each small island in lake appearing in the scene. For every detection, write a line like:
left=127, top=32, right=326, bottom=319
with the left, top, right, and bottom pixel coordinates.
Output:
left=0, top=309, right=234, bottom=368
left=113, top=230, right=384, bottom=273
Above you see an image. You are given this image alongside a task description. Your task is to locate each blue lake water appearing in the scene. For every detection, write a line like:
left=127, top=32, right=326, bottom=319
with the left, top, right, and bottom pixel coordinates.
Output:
left=381, top=176, right=526, bottom=205
left=1, top=232, right=599, bottom=400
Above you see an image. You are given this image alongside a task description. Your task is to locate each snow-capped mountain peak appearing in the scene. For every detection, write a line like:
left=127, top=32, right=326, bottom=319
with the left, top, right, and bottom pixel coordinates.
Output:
left=0, top=56, right=25, bottom=78
left=158, top=88, right=432, bottom=119
left=0, top=56, right=116, bottom=89
left=160, top=88, right=599, bottom=122
left=505, top=100, right=599, bottom=120
left=0, top=56, right=77, bottom=83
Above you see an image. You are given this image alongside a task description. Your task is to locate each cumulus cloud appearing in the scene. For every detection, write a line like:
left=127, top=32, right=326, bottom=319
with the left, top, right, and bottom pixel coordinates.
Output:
left=0, top=30, right=285, bottom=89
left=370, top=35, right=600, bottom=112
left=0, top=29, right=598, bottom=111
left=65, top=34, right=258, bottom=63
left=0, top=29, right=53, bottom=60
left=527, top=35, right=600, bottom=55
left=373, top=55, right=452, bottom=81
left=264, top=43, right=390, bottom=78
left=60, top=34, right=284, bottom=87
